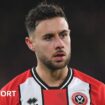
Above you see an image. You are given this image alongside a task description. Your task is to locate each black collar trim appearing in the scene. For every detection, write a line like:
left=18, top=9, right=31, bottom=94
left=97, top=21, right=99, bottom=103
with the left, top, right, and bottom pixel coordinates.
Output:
left=31, top=67, right=73, bottom=90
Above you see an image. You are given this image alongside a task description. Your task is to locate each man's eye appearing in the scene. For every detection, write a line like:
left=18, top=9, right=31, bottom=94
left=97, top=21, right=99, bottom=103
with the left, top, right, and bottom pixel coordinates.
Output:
left=60, top=32, right=68, bottom=38
left=43, top=35, right=53, bottom=41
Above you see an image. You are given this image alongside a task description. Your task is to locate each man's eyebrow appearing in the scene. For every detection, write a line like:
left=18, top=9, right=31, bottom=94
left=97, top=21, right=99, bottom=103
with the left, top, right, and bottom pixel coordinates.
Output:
left=59, top=29, right=70, bottom=34
left=42, top=29, right=70, bottom=37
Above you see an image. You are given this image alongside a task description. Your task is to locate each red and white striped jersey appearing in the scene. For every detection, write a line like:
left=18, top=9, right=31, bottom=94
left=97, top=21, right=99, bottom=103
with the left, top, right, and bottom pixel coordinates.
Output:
left=0, top=67, right=105, bottom=105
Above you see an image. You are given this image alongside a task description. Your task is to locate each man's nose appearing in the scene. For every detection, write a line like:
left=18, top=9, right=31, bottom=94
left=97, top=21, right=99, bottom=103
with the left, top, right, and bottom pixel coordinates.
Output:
left=54, top=36, right=64, bottom=49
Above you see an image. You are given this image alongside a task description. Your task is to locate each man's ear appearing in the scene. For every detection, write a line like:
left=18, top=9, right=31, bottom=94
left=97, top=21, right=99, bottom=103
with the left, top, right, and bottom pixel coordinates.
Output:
left=25, top=36, right=35, bottom=52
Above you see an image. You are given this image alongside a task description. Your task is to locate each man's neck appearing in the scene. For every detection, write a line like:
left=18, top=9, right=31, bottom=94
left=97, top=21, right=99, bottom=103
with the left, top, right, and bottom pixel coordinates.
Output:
left=36, top=65, right=68, bottom=87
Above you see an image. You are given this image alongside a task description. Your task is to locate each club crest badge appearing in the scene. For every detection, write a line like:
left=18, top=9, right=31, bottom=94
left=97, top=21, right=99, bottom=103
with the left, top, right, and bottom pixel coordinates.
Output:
left=72, top=92, right=88, bottom=105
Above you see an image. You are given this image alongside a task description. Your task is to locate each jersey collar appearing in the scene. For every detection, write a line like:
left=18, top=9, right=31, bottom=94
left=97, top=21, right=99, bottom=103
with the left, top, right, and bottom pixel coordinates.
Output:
left=31, top=67, right=73, bottom=90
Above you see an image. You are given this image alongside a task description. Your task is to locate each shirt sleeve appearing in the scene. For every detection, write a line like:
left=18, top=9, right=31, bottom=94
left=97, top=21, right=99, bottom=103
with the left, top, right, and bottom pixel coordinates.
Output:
left=0, top=86, right=20, bottom=105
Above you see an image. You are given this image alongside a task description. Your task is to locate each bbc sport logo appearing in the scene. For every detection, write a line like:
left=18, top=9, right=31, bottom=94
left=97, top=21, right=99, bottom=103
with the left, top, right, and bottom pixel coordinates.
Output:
left=0, top=90, right=16, bottom=97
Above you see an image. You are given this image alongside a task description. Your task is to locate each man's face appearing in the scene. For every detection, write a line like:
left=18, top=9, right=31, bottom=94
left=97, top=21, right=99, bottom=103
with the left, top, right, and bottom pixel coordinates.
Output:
left=26, top=17, right=71, bottom=70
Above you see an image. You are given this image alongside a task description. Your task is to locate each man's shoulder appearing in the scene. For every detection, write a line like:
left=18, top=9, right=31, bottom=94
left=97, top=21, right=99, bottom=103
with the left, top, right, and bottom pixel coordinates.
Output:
left=71, top=68, right=105, bottom=104
left=1, top=69, right=32, bottom=91
left=73, top=68, right=105, bottom=87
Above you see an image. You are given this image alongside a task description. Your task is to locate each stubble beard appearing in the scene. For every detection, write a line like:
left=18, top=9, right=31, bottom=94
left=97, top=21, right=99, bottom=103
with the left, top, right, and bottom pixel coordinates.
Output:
left=41, top=52, right=71, bottom=71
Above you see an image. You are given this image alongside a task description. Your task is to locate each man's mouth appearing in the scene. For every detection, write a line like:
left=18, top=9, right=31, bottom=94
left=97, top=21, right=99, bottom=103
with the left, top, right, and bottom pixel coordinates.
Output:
left=53, top=52, right=66, bottom=61
left=54, top=53, right=65, bottom=57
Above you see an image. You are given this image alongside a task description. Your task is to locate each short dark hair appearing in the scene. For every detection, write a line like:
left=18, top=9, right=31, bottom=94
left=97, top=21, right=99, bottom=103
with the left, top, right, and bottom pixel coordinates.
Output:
left=25, top=3, right=67, bottom=35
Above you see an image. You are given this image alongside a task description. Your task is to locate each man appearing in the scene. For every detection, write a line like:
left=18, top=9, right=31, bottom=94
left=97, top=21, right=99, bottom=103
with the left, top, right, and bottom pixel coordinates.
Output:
left=0, top=3, right=105, bottom=105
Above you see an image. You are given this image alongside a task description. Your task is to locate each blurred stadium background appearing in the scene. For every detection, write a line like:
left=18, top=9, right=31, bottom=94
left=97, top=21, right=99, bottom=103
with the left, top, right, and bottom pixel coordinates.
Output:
left=0, top=0, right=105, bottom=88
